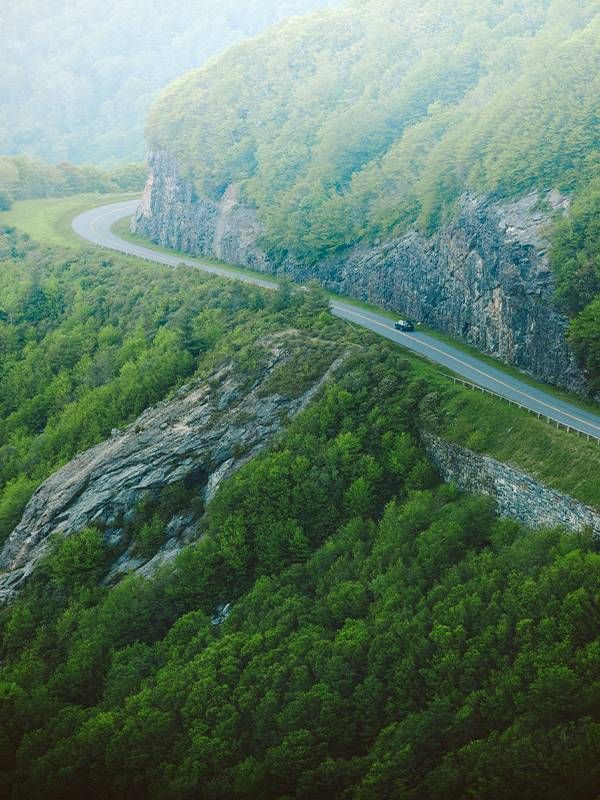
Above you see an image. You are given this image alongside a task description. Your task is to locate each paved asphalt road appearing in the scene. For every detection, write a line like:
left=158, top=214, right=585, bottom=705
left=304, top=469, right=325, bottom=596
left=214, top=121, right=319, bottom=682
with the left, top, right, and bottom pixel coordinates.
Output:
left=73, top=200, right=600, bottom=441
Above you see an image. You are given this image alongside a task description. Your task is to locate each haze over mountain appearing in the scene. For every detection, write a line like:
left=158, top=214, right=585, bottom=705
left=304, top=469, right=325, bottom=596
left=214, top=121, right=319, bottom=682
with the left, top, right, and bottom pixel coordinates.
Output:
left=0, top=0, right=338, bottom=165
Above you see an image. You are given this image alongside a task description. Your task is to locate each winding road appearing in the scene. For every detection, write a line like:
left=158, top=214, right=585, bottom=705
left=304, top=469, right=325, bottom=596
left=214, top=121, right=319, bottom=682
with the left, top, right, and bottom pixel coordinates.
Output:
left=73, top=199, right=600, bottom=441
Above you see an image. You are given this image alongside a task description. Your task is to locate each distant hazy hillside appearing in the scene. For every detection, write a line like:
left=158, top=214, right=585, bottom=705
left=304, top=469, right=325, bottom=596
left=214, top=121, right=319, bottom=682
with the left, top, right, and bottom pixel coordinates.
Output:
left=147, top=0, right=600, bottom=387
left=0, top=0, right=337, bottom=165
left=149, top=0, right=599, bottom=254
left=0, top=156, right=146, bottom=208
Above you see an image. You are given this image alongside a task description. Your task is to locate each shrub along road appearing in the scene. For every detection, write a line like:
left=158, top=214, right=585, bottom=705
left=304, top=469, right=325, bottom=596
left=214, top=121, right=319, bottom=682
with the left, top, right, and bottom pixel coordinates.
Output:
left=73, top=200, right=600, bottom=441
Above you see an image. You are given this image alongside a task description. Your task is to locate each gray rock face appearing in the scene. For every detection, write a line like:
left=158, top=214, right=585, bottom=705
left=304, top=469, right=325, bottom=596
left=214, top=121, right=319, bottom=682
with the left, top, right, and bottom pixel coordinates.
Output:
left=135, top=152, right=269, bottom=271
left=423, top=432, right=600, bottom=537
left=134, top=150, right=587, bottom=395
left=0, top=334, right=346, bottom=601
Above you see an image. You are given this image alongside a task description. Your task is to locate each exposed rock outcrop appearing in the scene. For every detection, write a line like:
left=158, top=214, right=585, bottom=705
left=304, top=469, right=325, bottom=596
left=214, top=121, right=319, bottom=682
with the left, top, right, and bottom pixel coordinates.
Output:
left=0, top=333, right=346, bottom=601
left=134, top=150, right=587, bottom=395
left=423, top=432, right=600, bottom=537
left=135, top=154, right=269, bottom=271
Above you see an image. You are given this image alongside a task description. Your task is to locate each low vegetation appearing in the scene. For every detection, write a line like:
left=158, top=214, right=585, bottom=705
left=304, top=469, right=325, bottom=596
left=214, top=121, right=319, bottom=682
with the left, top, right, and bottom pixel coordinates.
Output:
left=0, top=156, right=146, bottom=209
left=0, top=194, right=137, bottom=249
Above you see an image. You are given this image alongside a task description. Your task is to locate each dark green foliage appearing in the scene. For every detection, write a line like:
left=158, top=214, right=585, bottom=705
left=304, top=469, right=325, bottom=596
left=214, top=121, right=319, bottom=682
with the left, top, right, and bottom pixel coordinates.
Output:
left=0, top=343, right=598, bottom=798
left=0, top=156, right=147, bottom=204
left=133, top=515, right=165, bottom=558
left=551, top=177, right=600, bottom=386
left=131, top=483, right=204, bottom=559
left=568, top=298, right=600, bottom=391
left=259, top=337, right=339, bottom=399
left=44, top=528, right=108, bottom=593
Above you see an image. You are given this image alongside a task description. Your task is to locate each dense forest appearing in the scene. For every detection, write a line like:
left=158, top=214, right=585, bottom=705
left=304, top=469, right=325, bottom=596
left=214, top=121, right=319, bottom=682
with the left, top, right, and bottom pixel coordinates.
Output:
left=147, top=0, right=600, bottom=383
left=1, top=1, right=599, bottom=795
left=0, top=229, right=598, bottom=798
left=550, top=176, right=600, bottom=389
left=0, top=229, right=340, bottom=546
left=0, top=0, right=337, bottom=165
left=0, top=156, right=147, bottom=210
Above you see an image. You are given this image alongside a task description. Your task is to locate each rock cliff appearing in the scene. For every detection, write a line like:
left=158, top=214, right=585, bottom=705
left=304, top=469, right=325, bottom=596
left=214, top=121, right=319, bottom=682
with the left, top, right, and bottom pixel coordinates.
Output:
left=0, top=333, right=346, bottom=601
left=423, top=432, right=600, bottom=537
left=134, top=150, right=587, bottom=394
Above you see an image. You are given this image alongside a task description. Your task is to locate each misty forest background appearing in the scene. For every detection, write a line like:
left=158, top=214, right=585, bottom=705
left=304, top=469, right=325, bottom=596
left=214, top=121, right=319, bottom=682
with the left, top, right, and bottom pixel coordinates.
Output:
left=0, top=0, right=339, bottom=165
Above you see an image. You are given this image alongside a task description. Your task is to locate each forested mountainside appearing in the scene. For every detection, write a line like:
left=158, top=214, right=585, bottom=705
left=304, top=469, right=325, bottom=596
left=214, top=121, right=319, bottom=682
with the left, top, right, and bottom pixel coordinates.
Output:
left=0, top=0, right=337, bottom=166
left=0, top=157, right=147, bottom=209
left=0, top=233, right=599, bottom=798
left=143, top=0, right=600, bottom=390
left=0, top=230, right=341, bottom=550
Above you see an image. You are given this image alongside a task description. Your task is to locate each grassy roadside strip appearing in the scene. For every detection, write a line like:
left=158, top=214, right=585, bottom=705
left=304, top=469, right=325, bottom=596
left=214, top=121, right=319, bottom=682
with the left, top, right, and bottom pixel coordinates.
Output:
left=398, top=354, right=600, bottom=511
left=111, top=217, right=286, bottom=284
left=0, top=193, right=139, bottom=248
left=113, top=214, right=600, bottom=417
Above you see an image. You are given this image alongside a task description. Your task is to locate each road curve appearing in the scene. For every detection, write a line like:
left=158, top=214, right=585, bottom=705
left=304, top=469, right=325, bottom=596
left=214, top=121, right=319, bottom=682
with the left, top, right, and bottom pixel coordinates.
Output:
left=73, top=200, right=600, bottom=441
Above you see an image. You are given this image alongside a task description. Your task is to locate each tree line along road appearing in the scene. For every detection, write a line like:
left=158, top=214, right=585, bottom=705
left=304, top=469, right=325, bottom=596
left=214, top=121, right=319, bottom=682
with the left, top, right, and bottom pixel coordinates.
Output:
left=72, top=199, right=600, bottom=442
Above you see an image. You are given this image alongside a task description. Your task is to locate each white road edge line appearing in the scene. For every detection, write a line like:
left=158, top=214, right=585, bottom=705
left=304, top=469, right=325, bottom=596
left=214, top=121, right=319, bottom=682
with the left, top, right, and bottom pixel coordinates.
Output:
left=332, top=305, right=600, bottom=433
left=75, top=202, right=600, bottom=440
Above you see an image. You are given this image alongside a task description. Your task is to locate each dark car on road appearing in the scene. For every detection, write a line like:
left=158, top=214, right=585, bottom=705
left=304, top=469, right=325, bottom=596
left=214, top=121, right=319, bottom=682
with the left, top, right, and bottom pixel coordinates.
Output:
left=394, top=319, right=414, bottom=332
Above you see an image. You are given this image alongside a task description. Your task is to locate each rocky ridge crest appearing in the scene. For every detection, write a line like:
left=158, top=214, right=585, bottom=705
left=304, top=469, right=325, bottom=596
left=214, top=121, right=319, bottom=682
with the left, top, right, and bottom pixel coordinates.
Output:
left=0, top=332, right=346, bottom=601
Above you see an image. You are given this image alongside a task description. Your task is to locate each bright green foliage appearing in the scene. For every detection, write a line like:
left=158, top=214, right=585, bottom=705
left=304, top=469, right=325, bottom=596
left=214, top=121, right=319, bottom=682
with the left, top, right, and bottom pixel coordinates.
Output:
left=0, top=346, right=598, bottom=798
left=0, top=228, right=343, bottom=545
left=0, top=156, right=147, bottom=206
left=0, top=476, right=38, bottom=546
left=551, top=177, right=600, bottom=386
left=148, top=0, right=600, bottom=260
left=0, top=0, right=338, bottom=165
left=44, top=528, right=108, bottom=592
left=133, top=515, right=165, bottom=558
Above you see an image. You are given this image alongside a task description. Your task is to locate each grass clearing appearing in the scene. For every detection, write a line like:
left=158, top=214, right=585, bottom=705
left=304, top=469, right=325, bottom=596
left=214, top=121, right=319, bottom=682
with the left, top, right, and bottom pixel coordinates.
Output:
left=0, top=193, right=139, bottom=248
left=403, top=354, right=600, bottom=510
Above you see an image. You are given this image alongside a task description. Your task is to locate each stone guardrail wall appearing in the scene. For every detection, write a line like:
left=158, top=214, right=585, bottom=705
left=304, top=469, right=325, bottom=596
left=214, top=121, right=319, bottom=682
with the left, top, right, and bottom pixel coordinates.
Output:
left=423, top=432, right=600, bottom=537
